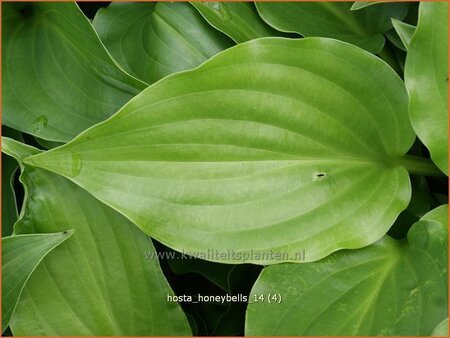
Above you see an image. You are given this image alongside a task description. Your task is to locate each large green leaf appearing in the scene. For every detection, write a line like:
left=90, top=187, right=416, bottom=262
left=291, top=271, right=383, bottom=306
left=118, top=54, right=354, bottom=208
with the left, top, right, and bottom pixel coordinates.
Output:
left=2, top=231, right=73, bottom=332
left=405, top=2, right=448, bottom=174
left=191, top=2, right=283, bottom=43
left=246, top=205, right=448, bottom=336
left=2, top=2, right=147, bottom=142
left=93, top=2, right=233, bottom=84
left=255, top=2, right=409, bottom=53
left=2, top=138, right=191, bottom=336
left=24, top=37, right=428, bottom=264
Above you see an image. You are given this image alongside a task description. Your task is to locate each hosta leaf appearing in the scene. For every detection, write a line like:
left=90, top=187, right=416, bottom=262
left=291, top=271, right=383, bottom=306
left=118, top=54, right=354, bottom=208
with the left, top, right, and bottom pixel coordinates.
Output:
left=3, top=2, right=147, bottom=142
left=246, top=205, right=448, bottom=336
left=350, top=2, right=381, bottom=11
left=2, top=231, right=73, bottom=332
left=421, top=203, right=448, bottom=228
left=391, top=18, right=415, bottom=50
left=405, top=2, right=448, bottom=174
left=432, top=318, right=449, bottom=336
left=24, top=37, right=420, bottom=264
left=2, top=138, right=191, bottom=336
left=191, top=2, right=283, bottom=43
left=255, top=2, right=409, bottom=53
left=93, top=2, right=233, bottom=84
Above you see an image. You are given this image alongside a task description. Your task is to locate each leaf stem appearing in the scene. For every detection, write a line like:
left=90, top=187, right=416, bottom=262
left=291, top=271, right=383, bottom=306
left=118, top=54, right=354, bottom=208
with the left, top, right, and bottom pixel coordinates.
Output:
left=396, top=155, right=445, bottom=177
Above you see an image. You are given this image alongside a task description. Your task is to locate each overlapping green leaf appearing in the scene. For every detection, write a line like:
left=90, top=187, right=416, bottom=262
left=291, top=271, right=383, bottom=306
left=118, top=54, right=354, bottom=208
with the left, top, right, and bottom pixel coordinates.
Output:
left=168, top=253, right=260, bottom=294
left=391, top=18, right=415, bottom=50
left=2, top=137, right=191, bottom=336
left=1, top=135, right=41, bottom=163
left=22, top=37, right=424, bottom=264
left=1, top=127, right=23, bottom=237
left=1, top=154, right=19, bottom=237
left=168, top=254, right=234, bottom=292
left=432, top=318, right=449, bottom=336
left=3, top=2, right=147, bottom=142
left=246, top=205, right=448, bottom=336
left=385, top=29, right=407, bottom=52
left=255, top=2, right=409, bottom=53
left=405, top=2, right=448, bottom=174
left=1, top=153, right=19, bottom=237
left=389, top=175, right=433, bottom=239
left=2, top=231, right=73, bottom=332
left=350, top=2, right=381, bottom=11
left=191, top=2, right=284, bottom=43
left=93, top=2, right=233, bottom=84
left=33, top=136, right=64, bottom=150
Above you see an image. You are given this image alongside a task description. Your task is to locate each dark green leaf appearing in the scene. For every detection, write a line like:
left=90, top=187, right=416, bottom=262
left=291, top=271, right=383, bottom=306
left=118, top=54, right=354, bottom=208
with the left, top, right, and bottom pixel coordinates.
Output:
left=392, top=18, right=415, bottom=50
left=389, top=175, right=433, bottom=239
left=255, top=2, right=409, bottom=53
left=168, top=254, right=234, bottom=292
left=93, top=2, right=233, bottom=84
left=191, top=2, right=284, bottom=43
left=3, top=2, right=147, bottom=142
left=1, top=153, right=19, bottom=237
left=2, top=231, right=73, bottom=332
left=246, top=205, right=448, bottom=335
left=1, top=127, right=23, bottom=237
left=385, top=29, right=406, bottom=52
left=33, top=136, right=64, bottom=150
left=2, top=137, right=191, bottom=336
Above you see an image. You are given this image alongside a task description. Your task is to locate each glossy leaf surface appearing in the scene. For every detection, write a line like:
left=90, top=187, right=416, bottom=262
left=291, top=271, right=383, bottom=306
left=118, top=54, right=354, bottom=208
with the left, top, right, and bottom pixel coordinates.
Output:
left=191, top=2, right=283, bottom=43
left=405, top=2, right=448, bottom=174
left=2, top=138, right=191, bottom=336
left=24, top=38, right=416, bottom=264
left=255, top=2, right=408, bottom=52
left=93, top=2, right=233, bottom=84
left=3, top=2, right=146, bottom=142
left=246, top=205, right=448, bottom=336
left=2, top=231, right=73, bottom=332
